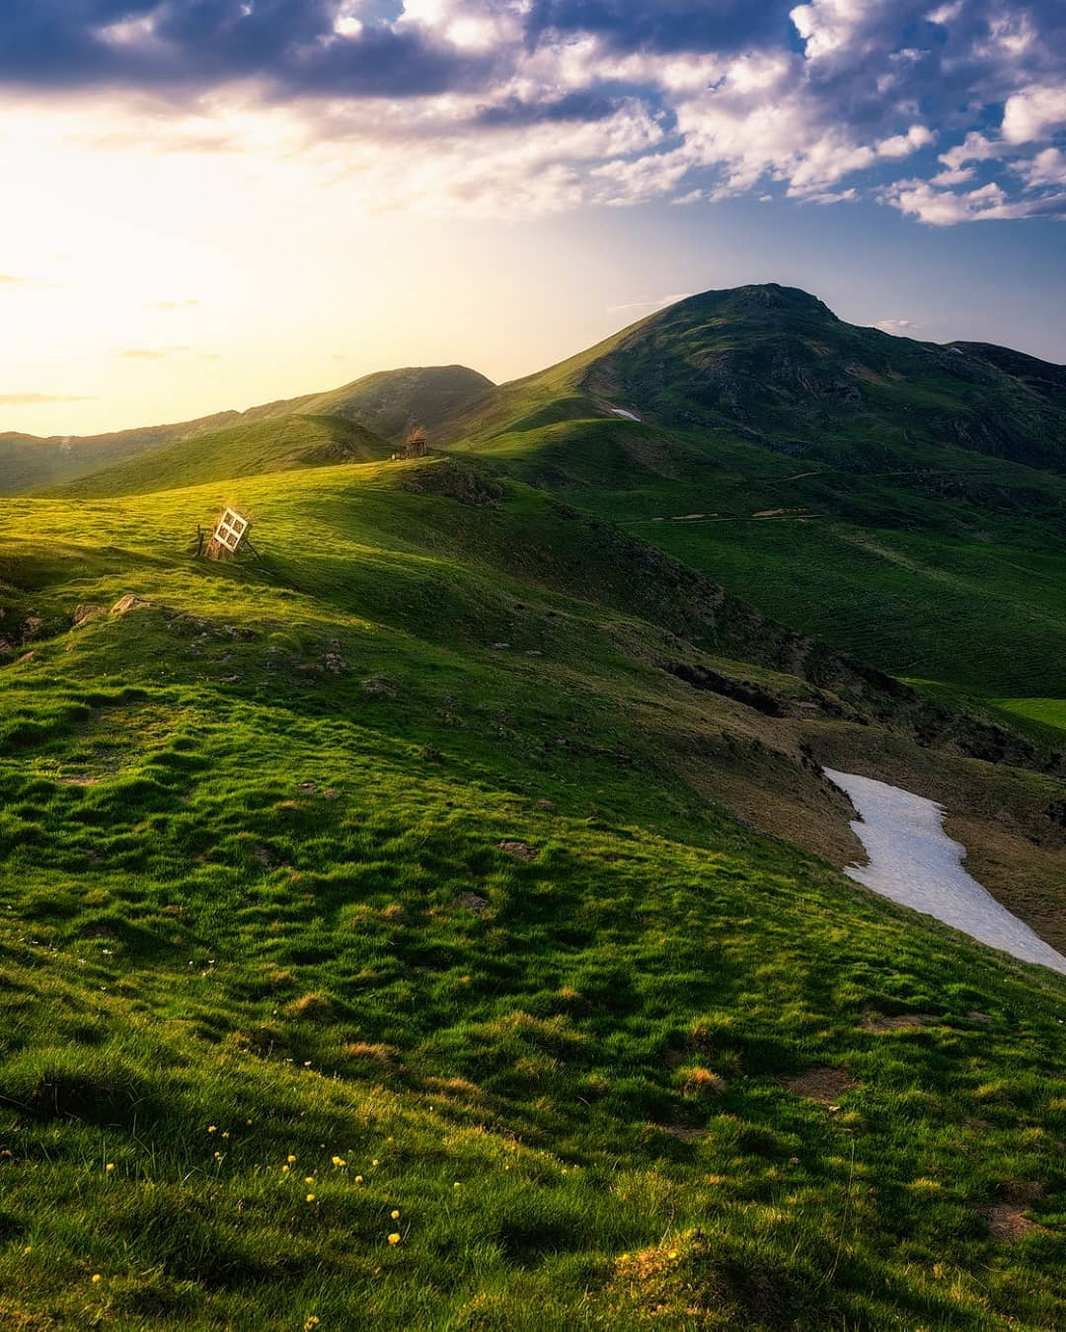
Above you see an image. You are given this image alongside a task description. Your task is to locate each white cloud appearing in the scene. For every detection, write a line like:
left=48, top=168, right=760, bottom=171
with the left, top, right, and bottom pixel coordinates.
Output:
left=877, top=124, right=935, bottom=157
left=876, top=317, right=917, bottom=333
left=1001, top=84, right=1066, bottom=144
left=884, top=177, right=1066, bottom=224
left=1014, top=146, right=1066, bottom=188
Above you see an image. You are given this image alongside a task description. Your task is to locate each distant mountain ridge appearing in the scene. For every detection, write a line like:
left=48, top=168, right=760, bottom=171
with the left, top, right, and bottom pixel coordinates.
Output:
left=1, top=364, right=493, bottom=495
left=441, top=284, right=1066, bottom=476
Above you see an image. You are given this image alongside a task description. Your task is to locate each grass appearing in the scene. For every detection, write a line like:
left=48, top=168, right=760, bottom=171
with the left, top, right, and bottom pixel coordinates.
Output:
left=52, top=415, right=392, bottom=499
left=1, top=456, right=1065, bottom=1328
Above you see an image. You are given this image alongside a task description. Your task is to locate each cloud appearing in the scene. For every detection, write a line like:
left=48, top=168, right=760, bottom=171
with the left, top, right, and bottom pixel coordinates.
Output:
left=876, top=318, right=918, bottom=333
left=0, top=393, right=96, bottom=405
left=120, top=345, right=219, bottom=359
left=1, top=1, right=1065, bottom=223
left=607, top=292, right=693, bottom=313
left=1001, top=84, right=1066, bottom=144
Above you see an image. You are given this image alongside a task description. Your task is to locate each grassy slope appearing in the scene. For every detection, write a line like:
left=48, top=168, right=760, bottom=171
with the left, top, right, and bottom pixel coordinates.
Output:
left=2, top=366, right=492, bottom=498
left=51, top=415, right=391, bottom=499
left=441, top=288, right=1066, bottom=700
left=1, top=459, right=1065, bottom=1329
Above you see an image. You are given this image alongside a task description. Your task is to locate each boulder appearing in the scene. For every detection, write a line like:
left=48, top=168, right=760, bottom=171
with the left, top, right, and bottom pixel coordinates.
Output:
left=72, top=604, right=106, bottom=628
left=110, top=594, right=150, bottom=617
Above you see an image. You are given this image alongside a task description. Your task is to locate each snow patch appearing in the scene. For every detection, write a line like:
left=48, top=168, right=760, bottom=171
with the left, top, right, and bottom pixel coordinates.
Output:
left=825, top=768, right=1066, bottom=976
left=609, top=407, right=641, bottom=422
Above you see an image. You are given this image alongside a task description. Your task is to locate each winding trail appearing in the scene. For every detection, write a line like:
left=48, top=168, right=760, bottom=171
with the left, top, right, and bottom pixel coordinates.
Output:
left=825, top=768, right=1066, bottom=976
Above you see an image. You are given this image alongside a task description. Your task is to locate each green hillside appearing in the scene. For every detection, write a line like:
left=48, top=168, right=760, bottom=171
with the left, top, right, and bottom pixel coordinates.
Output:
left=2, top=365, right=491, bottom=497
left=1, top=451, right=1065, bottom=1329
left=443, top=287, right=1066, bottom=699
left=3, top=289, right=1066, bottom=1328
left=53, top=414, right=391, bottom=498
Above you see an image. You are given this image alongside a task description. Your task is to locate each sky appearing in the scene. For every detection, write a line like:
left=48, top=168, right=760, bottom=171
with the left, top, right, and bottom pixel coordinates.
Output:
left=2, top=0, right=1065, bottom=438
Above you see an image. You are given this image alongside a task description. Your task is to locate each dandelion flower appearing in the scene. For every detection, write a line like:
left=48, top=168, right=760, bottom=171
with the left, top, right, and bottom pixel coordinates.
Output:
left=282, top=1165, right=290, bottom=1174
left=91, top=1274, right=103, bottom=1284
left=305, top=1176, right=315, bottom=1185
left=306, top=1193, right=316, bottom=1203
left=388, top=1233, right=401, bottom=1245
left=207, top=1125, right=217, bottom=1134
left=668, top=1250, right=679, bottom=1260
left=371, top=1159, right=379, bottom=1167
left=391, top=1209, right=400, bottom=1220
left=355, top=1175, right=364, bottom=1185
left=331, top=1156, right=346, bottom=1167
left=221, top=1131, right=230, bottom=1139
left=304, top=1319, right=321, bottom=1331
left=105, top=1163, right=115, bottom=1173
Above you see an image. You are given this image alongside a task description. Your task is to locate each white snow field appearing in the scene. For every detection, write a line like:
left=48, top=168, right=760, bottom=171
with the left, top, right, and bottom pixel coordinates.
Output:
left=609, top=407, right=641, bottom=421
left=825, top=768, right=1066, bottom=976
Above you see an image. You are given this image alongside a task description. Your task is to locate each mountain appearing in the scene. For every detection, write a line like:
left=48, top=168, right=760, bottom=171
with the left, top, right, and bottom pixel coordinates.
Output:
left=445, top=284, right=1066, bottom=473
left=0, top=364, right=492, bottom=496
left=441, top=286, right=1066, bottom=699
left=1, top=289, right=1065, bottom=1328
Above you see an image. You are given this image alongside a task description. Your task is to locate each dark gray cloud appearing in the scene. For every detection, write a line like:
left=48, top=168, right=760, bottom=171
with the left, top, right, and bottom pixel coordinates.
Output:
left=0, top=1, right=488, bottom=96
left=526, top=0, right=793, bottom=55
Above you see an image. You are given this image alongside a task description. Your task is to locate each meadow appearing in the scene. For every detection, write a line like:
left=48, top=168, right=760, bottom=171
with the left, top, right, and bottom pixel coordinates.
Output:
left=1, top=458, right=1065, bottom=1328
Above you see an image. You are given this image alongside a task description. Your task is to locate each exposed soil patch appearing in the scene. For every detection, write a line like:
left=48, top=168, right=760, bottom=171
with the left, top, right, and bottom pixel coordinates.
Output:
left=861, top=1011, right=938, bottom=1032
left=497, top=841, right=536, bottom=861
left=781, top=1067, right=857, bottom=1103
left=978, top=1203, right=1041, bottom=1243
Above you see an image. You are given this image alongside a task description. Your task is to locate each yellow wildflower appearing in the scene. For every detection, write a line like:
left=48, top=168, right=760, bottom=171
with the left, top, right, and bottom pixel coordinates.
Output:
left=391, top=1209, right=400, bottom=1220
left=287, top=1155, right=298, bottom=1164
left=282, top=1165, right=290, bottom=1174
left=371, top=1158, right=379, bottom=1167
left=388, top=1233, right=401, bottom=1245
left=304, top=1319, right=321, bottom=1331
left=305, top=1176, right=315, bottom=1185
left=105, top=1163, right=115, bottom=1173
left=91, top=1274, right=103, bottom=1284
left=306, top=1193, right=316, bottom=1203
left=331, top=1156, right=346, bottom=1167
left=207, top=1125, right=217, bottom=1134
left=355, top=1175, right=364, bottom=1184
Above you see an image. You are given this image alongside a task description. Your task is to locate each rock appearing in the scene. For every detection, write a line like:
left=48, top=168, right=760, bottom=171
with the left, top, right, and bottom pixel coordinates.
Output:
left=536, top=799, right=556, bottom=811
left=497, top=840, right=536, bottom=861
left=322, top=788, right=340, bottom=801
left=491, top=642, right=511, bottom=650
left=22, top=615, right=43, bottom=640
left=362, top=676, right=398, bottom=698
left=72, top=604, right=105, bottom=628
left=455, top=891, right=489, bottom=914
left=110, top=594, right=149, bottom=617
